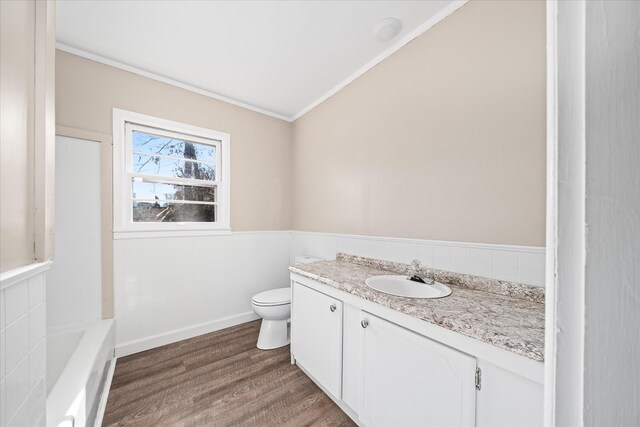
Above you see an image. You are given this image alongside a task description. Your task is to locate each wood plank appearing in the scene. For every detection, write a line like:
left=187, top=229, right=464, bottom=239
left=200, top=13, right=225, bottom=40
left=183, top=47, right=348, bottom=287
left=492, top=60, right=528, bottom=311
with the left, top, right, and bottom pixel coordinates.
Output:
left=103, top=320, right=355, bottom=426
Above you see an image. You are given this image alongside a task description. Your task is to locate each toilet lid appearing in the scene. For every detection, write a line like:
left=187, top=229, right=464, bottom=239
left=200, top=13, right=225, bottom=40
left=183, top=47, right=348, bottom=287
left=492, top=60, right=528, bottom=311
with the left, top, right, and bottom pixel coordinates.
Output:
left=252, top=287, right=291, bottom=306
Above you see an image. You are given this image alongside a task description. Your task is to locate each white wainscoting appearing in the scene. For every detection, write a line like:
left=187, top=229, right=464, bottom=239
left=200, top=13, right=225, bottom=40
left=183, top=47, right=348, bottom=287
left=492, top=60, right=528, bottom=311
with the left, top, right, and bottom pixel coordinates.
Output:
left=290, top=231, right=546, bottom=287
left=114, top=229, right=545, bottom=357
left=0, top=262, right=51, bottom=427
left=113, top=231, right=290, bottom=356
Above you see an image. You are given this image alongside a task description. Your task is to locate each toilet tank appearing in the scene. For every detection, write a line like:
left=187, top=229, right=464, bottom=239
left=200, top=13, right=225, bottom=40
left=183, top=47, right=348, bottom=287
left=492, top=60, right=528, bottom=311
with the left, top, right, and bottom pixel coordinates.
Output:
left=294, top=255, right=322, bottom=264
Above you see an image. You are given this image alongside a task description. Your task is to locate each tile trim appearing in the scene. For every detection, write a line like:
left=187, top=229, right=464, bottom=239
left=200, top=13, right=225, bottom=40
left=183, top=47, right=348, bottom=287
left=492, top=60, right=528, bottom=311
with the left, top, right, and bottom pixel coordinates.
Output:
left=0, top=262, right=52, bottom=290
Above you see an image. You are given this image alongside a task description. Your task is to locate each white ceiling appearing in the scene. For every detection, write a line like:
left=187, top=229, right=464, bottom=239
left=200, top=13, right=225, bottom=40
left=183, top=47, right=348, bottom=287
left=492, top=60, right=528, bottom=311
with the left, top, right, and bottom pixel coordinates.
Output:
left=56, top=0, right=461, bottom=121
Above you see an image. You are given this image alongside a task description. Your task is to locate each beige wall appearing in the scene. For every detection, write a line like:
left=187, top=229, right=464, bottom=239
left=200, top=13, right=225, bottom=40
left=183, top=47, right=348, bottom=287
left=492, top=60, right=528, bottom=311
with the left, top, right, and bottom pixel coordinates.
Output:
left=56, top=50, right=292, bottom=231
left=56, top=0, right=546, bottom=247
left=1, top=1, right=36, bottom=272
left=291, top=0, right=546, bottom=246
left=1, top=0, right=56, bottom=273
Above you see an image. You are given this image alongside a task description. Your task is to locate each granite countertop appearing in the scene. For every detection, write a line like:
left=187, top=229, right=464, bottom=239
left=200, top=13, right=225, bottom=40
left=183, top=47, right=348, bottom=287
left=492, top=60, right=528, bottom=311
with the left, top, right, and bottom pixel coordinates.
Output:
left=289, top=254, right=545, bottom=362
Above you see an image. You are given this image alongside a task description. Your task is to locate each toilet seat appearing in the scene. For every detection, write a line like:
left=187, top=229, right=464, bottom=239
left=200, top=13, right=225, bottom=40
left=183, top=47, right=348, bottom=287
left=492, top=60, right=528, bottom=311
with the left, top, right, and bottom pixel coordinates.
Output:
left=251, top=287, right=291, bottom=307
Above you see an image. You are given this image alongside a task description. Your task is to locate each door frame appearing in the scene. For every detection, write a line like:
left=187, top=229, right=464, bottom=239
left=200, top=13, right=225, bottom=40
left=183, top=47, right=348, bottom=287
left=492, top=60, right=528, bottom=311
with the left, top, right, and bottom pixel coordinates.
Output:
left=544, top=1, right=587, bottom=425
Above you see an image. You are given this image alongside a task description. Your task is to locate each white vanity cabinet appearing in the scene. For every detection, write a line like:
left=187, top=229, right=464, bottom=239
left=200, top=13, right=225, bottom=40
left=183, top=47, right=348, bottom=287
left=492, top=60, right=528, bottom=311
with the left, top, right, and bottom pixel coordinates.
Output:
left=291, top=282, right=343, bottom=398
left=290, top=276, right=544, bottom=427
left=354, top=311, right=477, bottom=427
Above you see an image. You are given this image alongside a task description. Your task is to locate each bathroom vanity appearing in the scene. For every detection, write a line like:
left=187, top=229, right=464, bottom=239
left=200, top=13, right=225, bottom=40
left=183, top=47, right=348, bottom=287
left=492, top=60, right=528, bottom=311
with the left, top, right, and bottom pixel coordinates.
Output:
left=290, top=254, right=544, bottom=427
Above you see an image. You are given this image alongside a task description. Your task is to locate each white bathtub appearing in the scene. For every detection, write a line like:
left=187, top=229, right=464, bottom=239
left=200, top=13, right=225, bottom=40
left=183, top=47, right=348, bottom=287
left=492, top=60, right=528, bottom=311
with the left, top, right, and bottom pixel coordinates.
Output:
left=46, top=319, right=115, bottom=427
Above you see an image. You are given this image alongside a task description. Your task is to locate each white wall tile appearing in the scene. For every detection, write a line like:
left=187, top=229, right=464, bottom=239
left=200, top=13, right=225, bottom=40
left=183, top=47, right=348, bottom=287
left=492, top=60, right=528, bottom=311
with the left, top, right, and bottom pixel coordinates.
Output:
left=28, top=303, right=45, bottom=351
left=5, top=357, right=29, bottom=423
left=4, top=315, right=28, bottom=374
left=470, top=262, right=493, bottom=278
left=469, top=248, right=493, bottom=278
left=385, top=241, right=419, bottom=264
left=34, top=411, right=45, bottom=427
left=27, top=379, right=45, bottom=427
left=0, top=379, right=5, bottom=427
left=418, top=244, right=435, bottom=267
left=295, top=234, right=339, bottom=262
left=0, top=289, right=5, bottom=329
left=450, top=247, right=471, bottom=274
left=434, top=246, right=452, bottom=271
left=470, top=248, right=493, bottom=265
left=6, top=397, right=28, bottom=427
left=493, top=250, right=518, bottom=267
left=0, top=328, right=5, bottom=379
left=1, top=270, right=48, bottom=427
left=314, top=235, right=337, bottom=261
left=27, top=275, right=44, bottom=310
left=518, top=251, right=546, bottom=271
left=337, top=238, right=358, bottom=260
left=451, top=246, right=470, bottom=261
left=358, top=238, right=383, bottom=260
left=518, top=267, right=546, bottom=287
left=494, top=264, right=518, bottom=282
left=28, top=341, right=45, bottom=392
left=4, top=281, right=28, bottom=326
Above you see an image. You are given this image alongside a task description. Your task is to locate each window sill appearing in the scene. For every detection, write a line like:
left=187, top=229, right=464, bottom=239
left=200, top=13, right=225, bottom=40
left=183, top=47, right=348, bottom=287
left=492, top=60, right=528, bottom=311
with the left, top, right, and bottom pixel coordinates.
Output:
left=113, top=229, right=232, bottom=240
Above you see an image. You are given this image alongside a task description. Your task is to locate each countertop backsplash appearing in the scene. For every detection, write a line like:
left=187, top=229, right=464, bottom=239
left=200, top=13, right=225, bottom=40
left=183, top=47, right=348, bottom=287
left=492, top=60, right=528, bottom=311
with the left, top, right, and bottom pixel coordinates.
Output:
left=335, top=253, right=545, bottom=304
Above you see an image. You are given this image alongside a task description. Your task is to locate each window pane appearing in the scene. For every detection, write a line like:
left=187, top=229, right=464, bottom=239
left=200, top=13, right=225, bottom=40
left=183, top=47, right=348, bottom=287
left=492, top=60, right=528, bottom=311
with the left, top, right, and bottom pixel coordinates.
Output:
left=133, top=202, right=216, bottom=223
left=132, top=130, right=216, bottom=164
left=132, top=154, right=215, bottom=181
left=132, top=180, right=215, bottom=203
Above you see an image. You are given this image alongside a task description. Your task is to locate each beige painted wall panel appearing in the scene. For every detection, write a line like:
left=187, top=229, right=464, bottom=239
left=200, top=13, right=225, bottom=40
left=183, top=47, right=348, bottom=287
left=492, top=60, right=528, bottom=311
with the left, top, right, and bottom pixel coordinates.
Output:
left=1, top=0, right=36, bottom=272
left=55, top=51, right=292, bottom=231
left=291, top=0, right=546, bottom=246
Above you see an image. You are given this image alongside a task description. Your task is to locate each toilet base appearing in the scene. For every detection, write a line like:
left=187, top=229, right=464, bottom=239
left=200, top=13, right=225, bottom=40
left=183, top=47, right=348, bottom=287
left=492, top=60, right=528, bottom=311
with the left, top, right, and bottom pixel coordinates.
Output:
left=257, top=318, right=289, bottom=350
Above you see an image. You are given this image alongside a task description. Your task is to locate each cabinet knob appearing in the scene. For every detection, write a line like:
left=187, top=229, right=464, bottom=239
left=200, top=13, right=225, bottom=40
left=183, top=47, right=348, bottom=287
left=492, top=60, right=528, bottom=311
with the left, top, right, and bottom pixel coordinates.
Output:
left=330, top=304, right=337, bottom=312
left=361, top=320, right=369, bottom=329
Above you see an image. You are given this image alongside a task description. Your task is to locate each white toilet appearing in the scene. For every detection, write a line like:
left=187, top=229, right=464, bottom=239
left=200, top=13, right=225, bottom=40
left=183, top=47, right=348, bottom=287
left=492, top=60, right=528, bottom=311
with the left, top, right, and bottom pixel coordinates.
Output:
left=251, top=256, right=321, bottom=350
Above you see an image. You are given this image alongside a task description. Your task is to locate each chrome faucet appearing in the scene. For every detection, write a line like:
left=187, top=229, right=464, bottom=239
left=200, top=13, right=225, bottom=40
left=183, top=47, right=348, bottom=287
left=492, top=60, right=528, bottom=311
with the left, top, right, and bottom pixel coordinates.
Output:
left=408, top=259, right=435, bottom=285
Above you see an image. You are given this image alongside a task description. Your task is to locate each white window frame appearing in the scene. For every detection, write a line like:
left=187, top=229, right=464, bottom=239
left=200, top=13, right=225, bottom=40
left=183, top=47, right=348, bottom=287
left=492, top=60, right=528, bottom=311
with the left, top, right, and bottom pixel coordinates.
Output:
left=113, top=108, right=231, bottom=238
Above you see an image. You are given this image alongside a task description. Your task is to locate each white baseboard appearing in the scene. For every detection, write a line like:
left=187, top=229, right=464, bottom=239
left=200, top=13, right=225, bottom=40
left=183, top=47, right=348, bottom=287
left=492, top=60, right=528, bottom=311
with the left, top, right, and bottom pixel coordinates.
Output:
left=115, top=311, right=259, bottom=357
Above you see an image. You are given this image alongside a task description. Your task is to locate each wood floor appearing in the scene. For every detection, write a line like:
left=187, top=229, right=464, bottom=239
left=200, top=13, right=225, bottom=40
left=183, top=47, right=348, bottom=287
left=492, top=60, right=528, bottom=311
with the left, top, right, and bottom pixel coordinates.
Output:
left=102, top=320, right=355, bottom=427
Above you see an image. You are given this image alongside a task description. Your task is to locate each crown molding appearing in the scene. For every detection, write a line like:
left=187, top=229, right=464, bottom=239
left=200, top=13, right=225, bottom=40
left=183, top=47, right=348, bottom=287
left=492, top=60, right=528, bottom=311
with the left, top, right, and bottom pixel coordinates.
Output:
left=56, top=1, right=468, bottom=124
left=56, top=42, right=293, bottom=122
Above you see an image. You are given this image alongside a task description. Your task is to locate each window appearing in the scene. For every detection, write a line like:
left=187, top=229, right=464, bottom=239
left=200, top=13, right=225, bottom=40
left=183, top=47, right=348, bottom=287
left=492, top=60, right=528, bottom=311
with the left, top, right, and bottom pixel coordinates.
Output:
left=113, top=109, right=230, bottom=237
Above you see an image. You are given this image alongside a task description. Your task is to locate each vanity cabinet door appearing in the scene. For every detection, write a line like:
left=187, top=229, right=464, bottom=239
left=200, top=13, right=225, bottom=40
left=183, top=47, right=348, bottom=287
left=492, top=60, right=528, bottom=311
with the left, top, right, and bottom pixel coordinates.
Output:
left=291, top=282, right=343, bottom=399
left=476, top=360, right=543, bottom=427
left=359, top=312, right=476, bottom=427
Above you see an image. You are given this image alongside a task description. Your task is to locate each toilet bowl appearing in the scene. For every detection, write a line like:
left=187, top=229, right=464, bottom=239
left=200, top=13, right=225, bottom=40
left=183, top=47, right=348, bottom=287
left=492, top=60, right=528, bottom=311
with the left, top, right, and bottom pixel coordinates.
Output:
left=251, top=288, right=291, bottom=350
left=251, top=256, right=322, bottom=350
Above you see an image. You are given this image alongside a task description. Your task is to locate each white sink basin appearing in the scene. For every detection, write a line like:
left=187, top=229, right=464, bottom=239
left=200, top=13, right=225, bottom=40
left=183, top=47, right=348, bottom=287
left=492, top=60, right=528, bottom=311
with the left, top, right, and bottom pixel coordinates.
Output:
left=365, top=275, right=452, bottom=299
